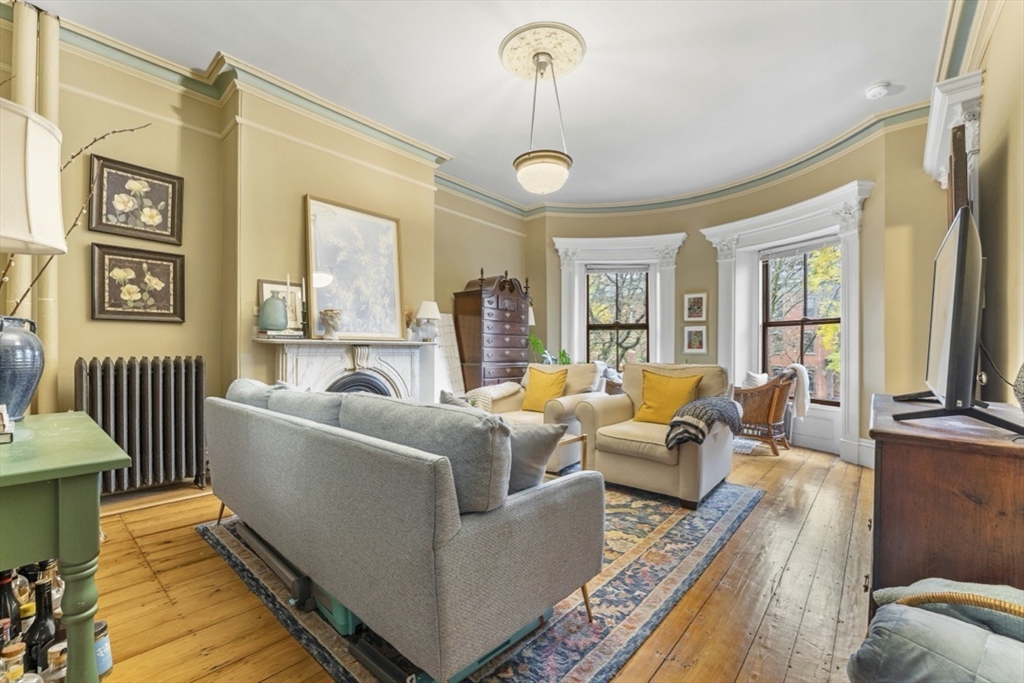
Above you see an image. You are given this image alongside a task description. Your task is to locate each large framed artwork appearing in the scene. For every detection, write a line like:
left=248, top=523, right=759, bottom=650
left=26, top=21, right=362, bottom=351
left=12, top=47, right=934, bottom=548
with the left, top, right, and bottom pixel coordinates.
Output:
left=89, top=155, right=184, bottom=245
left=92, top=243, right=184, bottom=322
left=305, top=195, right=403, bottom=340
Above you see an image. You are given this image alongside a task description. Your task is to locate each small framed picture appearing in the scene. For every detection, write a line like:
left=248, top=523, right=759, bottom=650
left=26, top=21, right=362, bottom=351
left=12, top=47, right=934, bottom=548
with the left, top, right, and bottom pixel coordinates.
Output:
left=257, top=279, right=305, bottom=331
left=92, top=243, right=184, bottom=322
left=683, top=292, right=708, bottom=322
left=683, top=325, right=708, bottom=354
left=89, top=155, right=184, bottom=245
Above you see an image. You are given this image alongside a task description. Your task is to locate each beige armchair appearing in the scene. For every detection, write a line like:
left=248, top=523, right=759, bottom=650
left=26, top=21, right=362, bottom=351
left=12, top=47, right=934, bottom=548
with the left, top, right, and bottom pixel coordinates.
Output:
left=576, top=363, right=736, bottom=508
left=491, top=363, right=606, bottom=472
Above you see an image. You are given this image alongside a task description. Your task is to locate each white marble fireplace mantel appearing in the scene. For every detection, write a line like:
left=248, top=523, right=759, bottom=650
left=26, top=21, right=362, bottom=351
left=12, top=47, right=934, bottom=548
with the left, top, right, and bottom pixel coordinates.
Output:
left=253, top=337, right=436, bottom=401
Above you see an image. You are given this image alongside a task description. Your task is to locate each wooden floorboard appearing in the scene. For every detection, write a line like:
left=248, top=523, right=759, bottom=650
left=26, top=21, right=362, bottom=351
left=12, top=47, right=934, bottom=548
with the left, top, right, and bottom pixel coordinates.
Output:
left=97, top=445, right=871, bottom=683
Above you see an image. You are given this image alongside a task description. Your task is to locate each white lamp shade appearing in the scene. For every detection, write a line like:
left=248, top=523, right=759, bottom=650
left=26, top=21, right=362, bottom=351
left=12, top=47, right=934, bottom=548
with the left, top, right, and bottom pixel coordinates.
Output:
left=0, top=99, right=66, bottom=255
left=513, top=150, right=572, bottom=195
left=528, top=305, right=536, bottom=326
left=416, top=300, right=441, bottom=320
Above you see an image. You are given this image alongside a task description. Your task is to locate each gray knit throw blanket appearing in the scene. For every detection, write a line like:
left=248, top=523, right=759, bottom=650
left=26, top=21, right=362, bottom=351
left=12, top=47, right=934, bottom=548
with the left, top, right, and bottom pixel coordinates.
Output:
left=665, top=396, right=741, bottom=448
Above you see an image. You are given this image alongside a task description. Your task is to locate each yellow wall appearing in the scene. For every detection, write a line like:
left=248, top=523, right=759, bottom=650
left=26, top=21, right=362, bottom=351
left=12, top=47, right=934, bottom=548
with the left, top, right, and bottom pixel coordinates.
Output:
left=525, top=121, right=947, bottom=435
left=434, top=188, right=527, bottom=313
left=231, top=89, right=438, bottom=383
left=977, top=0, right=1023, bottom=402
left=1, top=36, right=228, bottom=409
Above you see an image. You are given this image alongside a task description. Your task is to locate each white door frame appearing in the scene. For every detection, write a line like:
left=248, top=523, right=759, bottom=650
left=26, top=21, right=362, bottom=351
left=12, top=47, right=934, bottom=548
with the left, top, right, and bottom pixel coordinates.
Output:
left=700, top=181, right=873, bottom=464
left=552, top=233, right=687, bottom=364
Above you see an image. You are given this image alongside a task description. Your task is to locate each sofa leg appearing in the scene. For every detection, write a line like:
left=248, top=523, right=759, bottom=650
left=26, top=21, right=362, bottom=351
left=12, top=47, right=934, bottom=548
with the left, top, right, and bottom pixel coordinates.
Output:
left=216, top=502, right=225, bottom=525
left=581, top=583, right=594, bottom=623
left=680, top=498, right=698, bottom=510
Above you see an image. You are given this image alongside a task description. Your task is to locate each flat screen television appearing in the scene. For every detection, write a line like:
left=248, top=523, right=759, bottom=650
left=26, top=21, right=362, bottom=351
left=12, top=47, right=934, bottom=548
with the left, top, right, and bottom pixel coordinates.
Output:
left=895, top=206, right=1022, bottom=434
left=925, top=205, right=984, bottom=410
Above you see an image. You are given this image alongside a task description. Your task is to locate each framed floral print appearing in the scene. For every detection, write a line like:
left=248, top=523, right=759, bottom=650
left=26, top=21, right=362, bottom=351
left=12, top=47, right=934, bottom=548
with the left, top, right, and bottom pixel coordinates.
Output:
left=89, top=155, right=184, bottom=245
left=305, top=195, right=403, bottom=340
left=683, top=325, right=708, bottom=354
left=92, top=243, right=184, bottom=322
left=683, top=292, right=708, bottom=322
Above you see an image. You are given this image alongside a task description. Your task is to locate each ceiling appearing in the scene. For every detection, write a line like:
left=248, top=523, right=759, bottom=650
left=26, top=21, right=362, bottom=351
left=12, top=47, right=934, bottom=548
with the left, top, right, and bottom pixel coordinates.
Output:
left=36, top=1, right=949, bottom=208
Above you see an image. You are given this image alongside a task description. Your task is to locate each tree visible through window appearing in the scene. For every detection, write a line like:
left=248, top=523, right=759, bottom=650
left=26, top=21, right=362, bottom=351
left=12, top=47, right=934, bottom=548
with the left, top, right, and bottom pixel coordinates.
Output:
left=587, top=271, right=648, bottom=370
left=763, top=244, right=841, bottom=404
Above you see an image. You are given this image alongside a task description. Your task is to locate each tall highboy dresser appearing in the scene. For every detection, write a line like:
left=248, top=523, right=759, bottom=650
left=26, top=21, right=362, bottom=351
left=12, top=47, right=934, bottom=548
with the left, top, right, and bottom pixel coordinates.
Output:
left=453, top=272, right=531, bottom=391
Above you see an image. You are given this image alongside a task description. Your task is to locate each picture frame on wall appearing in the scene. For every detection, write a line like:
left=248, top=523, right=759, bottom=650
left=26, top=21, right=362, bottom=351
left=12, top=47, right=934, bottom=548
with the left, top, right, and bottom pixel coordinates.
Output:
left=305, top=195, right=404, bottom=340
left=257, top=279, right=305, bottom=332
left=92, top=243, right=184, bottom=322
left=89, top=155, right=184, bottom=245
left=683, top=325, right=708, bottom=354
left=683, top=292, right=708, bottom=322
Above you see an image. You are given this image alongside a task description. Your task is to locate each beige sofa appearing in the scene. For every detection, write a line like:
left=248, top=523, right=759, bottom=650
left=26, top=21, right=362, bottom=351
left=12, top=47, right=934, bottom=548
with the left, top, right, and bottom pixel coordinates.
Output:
left=576, top=363, right=736, bottom=508
left=491, top=363, right=606, bottom=472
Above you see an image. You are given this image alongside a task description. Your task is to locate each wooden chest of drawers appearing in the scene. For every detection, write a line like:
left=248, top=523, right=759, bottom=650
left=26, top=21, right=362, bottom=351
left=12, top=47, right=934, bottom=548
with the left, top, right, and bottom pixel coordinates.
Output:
left=453, top=273, right=531, bottom=390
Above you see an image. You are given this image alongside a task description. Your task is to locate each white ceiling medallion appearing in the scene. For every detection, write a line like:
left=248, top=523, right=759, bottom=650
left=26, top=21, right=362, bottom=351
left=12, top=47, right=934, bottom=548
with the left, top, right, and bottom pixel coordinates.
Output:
left=499, top=22, right=586, bottom=80
left=864, top=82, right=891, bottom=100
left=501, top=22, right=585, bottom=196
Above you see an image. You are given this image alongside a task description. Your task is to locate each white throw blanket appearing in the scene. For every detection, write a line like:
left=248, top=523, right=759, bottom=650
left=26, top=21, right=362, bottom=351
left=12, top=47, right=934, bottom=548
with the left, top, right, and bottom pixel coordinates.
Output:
left=464, top=381, right=522, bottom=413
left=787, top=363, right=810, bottom=418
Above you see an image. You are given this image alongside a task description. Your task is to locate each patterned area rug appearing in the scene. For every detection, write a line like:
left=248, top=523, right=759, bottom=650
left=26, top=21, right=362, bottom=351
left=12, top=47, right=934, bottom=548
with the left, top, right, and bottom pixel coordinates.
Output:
left=732, top=437, right=761, bottom=454
left=197, top=481, right=762, bottom=682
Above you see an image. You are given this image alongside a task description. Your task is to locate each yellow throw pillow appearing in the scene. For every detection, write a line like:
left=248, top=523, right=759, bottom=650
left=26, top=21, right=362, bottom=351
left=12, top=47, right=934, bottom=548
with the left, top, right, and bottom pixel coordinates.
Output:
left=634, top=370, right=703, bottom=425
left=521, top=367, right=568, bottom=412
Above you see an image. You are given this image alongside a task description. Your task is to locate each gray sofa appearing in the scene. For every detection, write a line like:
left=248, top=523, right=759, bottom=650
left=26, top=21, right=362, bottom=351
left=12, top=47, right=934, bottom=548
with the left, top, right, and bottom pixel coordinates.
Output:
left=205, top=382, right=605, bottom=682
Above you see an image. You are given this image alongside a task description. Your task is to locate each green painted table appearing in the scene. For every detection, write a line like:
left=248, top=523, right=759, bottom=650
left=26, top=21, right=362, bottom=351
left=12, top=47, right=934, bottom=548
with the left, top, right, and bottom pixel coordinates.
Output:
left=0, top=412, right=130, bottom=683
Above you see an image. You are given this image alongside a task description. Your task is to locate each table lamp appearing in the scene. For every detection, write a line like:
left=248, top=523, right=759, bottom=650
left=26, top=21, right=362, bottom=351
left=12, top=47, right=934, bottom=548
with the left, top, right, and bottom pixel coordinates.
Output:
left=415, top=301, right=441, bottom=342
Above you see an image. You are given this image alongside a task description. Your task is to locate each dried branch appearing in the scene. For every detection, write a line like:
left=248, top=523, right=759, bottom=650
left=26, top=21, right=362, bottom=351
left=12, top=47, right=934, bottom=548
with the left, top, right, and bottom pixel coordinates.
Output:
left=61, top=123, right=150, bottom=173
left=0, top=75, right=14, bottom=89
left=0, top=256, right=15, bottom=299
left=9, top=189, right=94, bottom=317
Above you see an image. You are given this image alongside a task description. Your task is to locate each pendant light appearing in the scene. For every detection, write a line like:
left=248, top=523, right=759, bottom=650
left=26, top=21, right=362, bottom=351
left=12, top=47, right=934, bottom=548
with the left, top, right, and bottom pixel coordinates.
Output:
left=500, top=23, right=585, bottom=196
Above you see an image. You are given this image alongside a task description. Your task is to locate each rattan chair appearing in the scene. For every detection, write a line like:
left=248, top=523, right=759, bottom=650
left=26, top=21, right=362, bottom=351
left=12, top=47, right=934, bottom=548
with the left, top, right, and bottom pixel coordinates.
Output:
left=733, top=370, right=797, bottom=456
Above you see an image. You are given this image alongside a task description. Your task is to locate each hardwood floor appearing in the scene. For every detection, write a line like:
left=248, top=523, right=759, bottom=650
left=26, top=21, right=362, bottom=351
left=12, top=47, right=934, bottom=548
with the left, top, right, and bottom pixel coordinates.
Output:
left=96, top=446, right=871, bottom=682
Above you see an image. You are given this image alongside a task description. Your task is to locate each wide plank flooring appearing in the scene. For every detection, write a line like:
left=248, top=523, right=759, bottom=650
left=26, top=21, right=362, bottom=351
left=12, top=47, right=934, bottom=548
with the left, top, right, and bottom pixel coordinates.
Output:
left=97, top=446, right=871, bottom=682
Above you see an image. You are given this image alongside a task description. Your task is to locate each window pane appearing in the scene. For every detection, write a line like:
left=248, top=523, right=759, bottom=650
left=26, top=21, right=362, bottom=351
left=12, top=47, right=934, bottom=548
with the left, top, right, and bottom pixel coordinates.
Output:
left=587, top=273, right=615, bottom=324
left=588, top=330, right=617, bottom=367
left=804, top=323, right=841, bottom=402
left=766, top=325, right=801, bottom=374
left=806, top=245, right=841, bottom=318
left=766, top=255, right=805, bottom=321
left=618, top=329, right=648, bottom=367
left=616, top=272, right=648, bottom=324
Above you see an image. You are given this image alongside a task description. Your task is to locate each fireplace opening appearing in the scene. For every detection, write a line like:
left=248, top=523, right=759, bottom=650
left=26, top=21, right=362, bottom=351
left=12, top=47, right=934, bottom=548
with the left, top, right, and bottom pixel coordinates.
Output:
left=326, top=371, right=393, bottom=396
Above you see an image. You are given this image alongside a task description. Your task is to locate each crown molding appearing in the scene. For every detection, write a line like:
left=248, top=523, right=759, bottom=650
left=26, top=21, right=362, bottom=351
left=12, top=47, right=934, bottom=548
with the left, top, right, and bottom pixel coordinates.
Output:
left=922, top=71, right=982, bottom=185
left=935, top=0, right=980, bottom=81
left=0, top=5, right=453, bottom=167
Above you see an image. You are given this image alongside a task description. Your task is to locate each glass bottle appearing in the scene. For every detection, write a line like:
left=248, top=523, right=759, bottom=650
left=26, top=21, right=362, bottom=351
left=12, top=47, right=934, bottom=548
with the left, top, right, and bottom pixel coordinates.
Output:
left=34, top=563, right=61, bottom=621
left=10, top=570, right=30, bottom=606
left=1, top=641, right=26, bottom=682
left=0, top=570, right=20, bottom=642
left=41, top=642, right=66, bottom=683
left=23, top=581, right=54, bottom=673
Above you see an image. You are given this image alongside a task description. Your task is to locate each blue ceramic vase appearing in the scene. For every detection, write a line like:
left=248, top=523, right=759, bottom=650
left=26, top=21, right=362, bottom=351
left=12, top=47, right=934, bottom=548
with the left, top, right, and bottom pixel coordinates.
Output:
left=258, top=291, right=288, bottom=331
left=0, top=316, right=45, bottom=421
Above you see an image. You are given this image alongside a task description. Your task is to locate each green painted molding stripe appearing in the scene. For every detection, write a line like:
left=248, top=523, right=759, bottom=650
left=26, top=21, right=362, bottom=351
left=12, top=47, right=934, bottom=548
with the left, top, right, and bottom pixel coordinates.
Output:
left=438, top=105, right=930, bottom=218
left=0, top=5, right=449, bottom=165
left=230, top=68, right=447, bottom=164
left=435, top=175, right=526, bottom=215
left=945, top=0, right=979, bottom=80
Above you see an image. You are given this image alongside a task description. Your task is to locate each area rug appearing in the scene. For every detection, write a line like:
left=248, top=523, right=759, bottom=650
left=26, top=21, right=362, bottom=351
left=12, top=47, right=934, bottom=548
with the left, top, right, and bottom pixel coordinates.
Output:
left=732, top=437, right=761, bottom=454
left=197, top=481, right=762, bottom=682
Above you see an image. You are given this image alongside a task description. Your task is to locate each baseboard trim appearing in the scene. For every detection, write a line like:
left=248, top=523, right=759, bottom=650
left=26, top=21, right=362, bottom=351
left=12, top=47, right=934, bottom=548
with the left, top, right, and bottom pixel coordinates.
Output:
left=859, top=438, right=876, bottom=469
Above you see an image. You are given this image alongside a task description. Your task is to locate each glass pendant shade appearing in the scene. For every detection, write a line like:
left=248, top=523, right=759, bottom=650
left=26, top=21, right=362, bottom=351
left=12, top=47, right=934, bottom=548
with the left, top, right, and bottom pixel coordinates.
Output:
left=513, top=150, right=572, bottom=195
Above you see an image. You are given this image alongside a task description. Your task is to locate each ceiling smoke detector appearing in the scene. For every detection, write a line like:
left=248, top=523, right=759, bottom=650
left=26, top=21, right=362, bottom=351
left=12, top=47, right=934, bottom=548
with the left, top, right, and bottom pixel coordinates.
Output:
left=865, top=82, right=891, bottom=100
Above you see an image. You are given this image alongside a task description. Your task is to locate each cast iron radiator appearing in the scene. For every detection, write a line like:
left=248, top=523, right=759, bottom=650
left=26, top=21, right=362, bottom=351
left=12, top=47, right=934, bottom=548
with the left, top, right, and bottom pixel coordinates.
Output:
left=74, top=356, right=207, bottom=494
